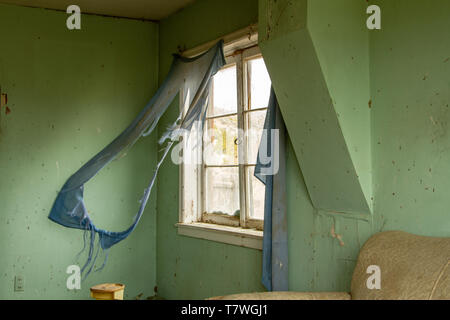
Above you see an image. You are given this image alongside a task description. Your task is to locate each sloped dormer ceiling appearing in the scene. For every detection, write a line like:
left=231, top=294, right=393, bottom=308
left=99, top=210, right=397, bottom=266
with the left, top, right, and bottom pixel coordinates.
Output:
left=259, top=0, right=372, bottom=216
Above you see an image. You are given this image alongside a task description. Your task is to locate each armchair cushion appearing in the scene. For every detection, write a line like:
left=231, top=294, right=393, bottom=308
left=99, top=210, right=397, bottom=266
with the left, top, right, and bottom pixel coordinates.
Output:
left=208, top=292, right=351, bottom=300
left=351, top=231, right=450, bottom=300
left=207, top=231, right=450, bottom=300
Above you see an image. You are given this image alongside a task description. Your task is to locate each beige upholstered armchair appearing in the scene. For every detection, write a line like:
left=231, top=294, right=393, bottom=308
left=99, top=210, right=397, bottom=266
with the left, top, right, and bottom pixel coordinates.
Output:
left=209, top=231, right=449, bottom=300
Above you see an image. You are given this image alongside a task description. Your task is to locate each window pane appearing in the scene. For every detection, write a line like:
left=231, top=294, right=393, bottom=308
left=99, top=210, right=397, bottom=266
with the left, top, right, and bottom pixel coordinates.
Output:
left=248, top=57, right=271, bottom=109
left=205, top=167, right=240, bottom=216
left=208, top=64, right=237, bottom=117
left=246, top=166, right=265, bottom=220
left=246, top=109, right=267, bottom=165
left=204, top=115, right=238, bottom=165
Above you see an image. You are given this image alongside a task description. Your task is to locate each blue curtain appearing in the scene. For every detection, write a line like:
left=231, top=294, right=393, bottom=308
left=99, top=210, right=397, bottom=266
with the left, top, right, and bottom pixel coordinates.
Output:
left=48, top=41, right=226, bottom=280
left=255, top=88, right=288, bottom=291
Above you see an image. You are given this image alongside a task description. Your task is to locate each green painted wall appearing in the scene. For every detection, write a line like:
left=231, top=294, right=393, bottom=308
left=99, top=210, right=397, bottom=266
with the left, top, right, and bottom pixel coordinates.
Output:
left=156, top=0, right=372, bottom=297
left=285, top=138, right=372, bottom=291
left=0, top=4, right=159, bottom=299
left=258, top=0, right=374, bottom=291
left=259, top=0, right=372, bottom=215
left=260, top=0, right=450, bottom=293
left=1, top=0, right=449, bottom=300
left=156, top=0, right=266, bottom=299
left=307, top=0, right=372, bottom=212
left=370, top=0, right=450, bottom=236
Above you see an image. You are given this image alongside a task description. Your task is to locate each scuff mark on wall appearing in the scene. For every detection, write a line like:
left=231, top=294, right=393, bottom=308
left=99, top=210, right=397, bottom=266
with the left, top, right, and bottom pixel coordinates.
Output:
left=0, top=90, right=7, bottom=136
left=330, top=223, right=345, bottom=247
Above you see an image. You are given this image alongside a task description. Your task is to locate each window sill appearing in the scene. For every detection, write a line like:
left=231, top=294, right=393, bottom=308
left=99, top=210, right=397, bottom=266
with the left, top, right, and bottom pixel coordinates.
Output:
left=176, top=222, right=263, bottom=250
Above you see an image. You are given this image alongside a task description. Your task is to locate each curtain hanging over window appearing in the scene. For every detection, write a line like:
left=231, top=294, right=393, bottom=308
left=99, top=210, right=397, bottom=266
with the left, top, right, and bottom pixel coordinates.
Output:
left=48, top=41, right=226, bottom=280
left=255, top=88, right=288, bottom=291
left=49, top=39, right=288, bottom=289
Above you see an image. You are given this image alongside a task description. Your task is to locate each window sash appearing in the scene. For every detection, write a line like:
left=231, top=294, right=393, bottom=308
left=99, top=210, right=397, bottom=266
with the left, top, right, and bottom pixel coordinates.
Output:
left=179, top=44, right=267, bottom=231
left=200, top=46, right=266, bottom=230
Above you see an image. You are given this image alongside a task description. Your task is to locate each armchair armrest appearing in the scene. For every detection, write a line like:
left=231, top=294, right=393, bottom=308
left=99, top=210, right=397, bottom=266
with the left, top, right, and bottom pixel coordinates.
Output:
left=208, top=291, right=351, bottom=300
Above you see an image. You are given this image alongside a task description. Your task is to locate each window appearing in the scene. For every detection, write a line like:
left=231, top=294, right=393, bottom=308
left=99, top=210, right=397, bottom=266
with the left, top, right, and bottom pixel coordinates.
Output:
left=177, top=31, right=272, bottom=249
left=203, top=47, right=271, bottom=231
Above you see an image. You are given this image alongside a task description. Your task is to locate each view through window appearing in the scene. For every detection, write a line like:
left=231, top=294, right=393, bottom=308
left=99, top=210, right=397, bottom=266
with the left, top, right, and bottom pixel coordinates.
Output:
left=202, top=46, right=271, bottom=230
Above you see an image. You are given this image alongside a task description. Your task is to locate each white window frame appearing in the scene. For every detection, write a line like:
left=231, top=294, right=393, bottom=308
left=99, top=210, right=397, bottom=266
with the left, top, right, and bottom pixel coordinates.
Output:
left=201, top=46, right=266, bottom=231
left=176, top=26, right=265, bottom=250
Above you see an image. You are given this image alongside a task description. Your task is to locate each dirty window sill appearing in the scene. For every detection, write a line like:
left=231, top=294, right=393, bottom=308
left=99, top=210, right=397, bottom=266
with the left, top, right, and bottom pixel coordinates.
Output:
left=176, top=222, right=263, bottom=250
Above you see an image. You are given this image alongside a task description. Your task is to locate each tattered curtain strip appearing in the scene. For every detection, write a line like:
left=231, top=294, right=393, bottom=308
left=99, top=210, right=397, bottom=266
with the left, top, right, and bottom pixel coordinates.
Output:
left=48, top=41, right=225, bottom=280
left=255, top=88, right=288, bottom=291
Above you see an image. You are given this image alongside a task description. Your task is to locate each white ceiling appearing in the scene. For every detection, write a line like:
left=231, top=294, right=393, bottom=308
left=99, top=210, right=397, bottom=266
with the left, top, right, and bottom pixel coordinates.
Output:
left=0, top=0, right=196, bottom=20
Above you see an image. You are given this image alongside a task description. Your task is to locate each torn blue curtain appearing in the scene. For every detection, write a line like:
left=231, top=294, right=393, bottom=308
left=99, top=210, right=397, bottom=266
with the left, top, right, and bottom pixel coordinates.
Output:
left=48, top=41, right=226, bottom=280
left=254, top=88, right=288, bottom=291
